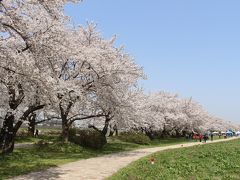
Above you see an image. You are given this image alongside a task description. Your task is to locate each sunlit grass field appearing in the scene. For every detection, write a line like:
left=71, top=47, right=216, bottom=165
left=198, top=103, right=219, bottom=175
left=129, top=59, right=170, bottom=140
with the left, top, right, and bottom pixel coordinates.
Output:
left=109, top=139, right=240, bottom=180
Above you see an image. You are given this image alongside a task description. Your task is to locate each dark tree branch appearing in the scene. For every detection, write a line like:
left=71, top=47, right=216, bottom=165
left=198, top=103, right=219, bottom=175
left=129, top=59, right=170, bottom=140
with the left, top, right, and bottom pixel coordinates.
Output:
left=2, top=23, right=31, bottom=53
left=14, top=83, right=24, bottom=108
left=88, top=124, right=102, bottom=133
left=68, top=114, right=106, bottom=126
left=7, top=83, right=25, bottom=110
left=13, top=104, right=45, bottom=136
left=59, top=60, right=69, bottom=78
left=65, top=101, right=73, bottom=117
left=0, top=65, right=27, bottom=76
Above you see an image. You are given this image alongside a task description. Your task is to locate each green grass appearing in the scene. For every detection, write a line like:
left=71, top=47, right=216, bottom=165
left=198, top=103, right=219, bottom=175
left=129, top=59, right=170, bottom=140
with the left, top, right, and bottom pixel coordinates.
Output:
left=0, top=142, right=126, bottom=179
left=147, top=137, right=188, bottom=147
left=15, top=127, right=61, bottom=144
left=0, top=137, right=188, bottom=179
left=109, top=139, right=240, bottom=180
left=0, top=143, right=96, bottom=179
left=15, top=134, right=60, bottom=144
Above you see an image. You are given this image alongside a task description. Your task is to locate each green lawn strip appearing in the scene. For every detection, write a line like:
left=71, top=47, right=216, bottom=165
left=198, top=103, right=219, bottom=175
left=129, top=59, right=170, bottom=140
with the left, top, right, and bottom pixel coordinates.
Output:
left=0, top=143, right=104, bottom=179
left=15, top=128, right=61, bottom=144
left=15, top=135, right=60, bottom=144
left=109, top=139, right=240, bottom=180
left=0, top=137, right=189, bottom=179
left=107, top=137, right=188, bottom=149
left=146, top=137, right=189, bottom=147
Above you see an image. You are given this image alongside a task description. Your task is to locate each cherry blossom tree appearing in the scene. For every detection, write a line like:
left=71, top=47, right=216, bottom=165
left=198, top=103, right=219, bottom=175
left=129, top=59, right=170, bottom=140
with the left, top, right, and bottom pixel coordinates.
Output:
left=0, top=0, right=80, bottom=153
left=52, top=24, right=144, bottom=141
left=122, top=91, right=222, bottom=138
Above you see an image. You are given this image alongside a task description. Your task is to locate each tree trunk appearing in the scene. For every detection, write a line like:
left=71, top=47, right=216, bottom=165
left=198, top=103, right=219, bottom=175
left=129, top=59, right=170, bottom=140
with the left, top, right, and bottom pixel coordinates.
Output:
left=59, top=100, right=73, bottom=143
left=109, top=130, right=114, bottom=137
left=0, top=82, right=24, bottom=154
left=27, top=113, right=36, bottom=137
left=114, top=127, right=118, bottom=136
left=175, top=129, right=181, bottom=138
left=62, top=116, right=69, bottom=143
left=0, top=112, right=15, bottom=154
left=0, top=104, right=44, bottom=154
left=108, top=126, right=118, bottom=137
left=102, top=119, right=110, bottom=136
left=108, top=124, right=114, bottom=137
left=145, top=130, right=154, bottom=140
left=89, top=117, right=111, bottom=136
left=161, top=124, right=169, bottom=138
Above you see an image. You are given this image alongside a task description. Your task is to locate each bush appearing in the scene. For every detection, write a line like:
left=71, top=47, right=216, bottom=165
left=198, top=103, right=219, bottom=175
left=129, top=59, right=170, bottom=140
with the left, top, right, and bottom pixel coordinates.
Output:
left=16, top=130, right=28, bottom=137
left=118, top=131, right=151, bottom=145
left=71, top=129, right=107, bottom=149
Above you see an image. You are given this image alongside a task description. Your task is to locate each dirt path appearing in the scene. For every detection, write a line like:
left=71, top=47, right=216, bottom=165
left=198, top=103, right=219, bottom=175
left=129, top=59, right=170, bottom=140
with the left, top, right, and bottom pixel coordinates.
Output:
left=15, top=143, right=35, bottom=149
left=12, top=137, right=239, bottom=180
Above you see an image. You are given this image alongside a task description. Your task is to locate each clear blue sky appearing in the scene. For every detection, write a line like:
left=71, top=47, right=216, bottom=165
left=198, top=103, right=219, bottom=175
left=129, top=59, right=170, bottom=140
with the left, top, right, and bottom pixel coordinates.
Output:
left=65, top=0, right=240, bottom=122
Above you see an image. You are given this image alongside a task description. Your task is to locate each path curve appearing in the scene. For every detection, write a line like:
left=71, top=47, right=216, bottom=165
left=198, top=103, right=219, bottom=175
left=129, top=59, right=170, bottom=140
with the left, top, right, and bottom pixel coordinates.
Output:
left=12, top=137, right=239, bottom=180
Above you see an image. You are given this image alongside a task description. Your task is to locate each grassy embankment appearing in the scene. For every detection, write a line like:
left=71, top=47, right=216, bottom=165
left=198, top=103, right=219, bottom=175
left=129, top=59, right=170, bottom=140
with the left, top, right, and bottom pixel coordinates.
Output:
left=109, top=138, right=240, bottom=180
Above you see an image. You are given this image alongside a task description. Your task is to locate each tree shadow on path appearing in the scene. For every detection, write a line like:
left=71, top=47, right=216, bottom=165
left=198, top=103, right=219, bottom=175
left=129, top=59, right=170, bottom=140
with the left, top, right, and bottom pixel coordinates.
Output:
left=11, top=167, right=65, bottom=180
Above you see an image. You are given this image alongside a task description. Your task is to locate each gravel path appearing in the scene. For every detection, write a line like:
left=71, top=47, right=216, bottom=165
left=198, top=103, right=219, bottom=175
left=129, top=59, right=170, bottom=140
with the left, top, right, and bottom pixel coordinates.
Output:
left=11, top=137, right=239, bottom=180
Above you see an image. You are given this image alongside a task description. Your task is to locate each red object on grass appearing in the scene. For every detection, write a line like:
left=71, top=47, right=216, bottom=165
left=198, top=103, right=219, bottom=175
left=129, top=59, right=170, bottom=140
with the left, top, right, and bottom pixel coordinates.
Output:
left=150, top=156, right=156, bottom=165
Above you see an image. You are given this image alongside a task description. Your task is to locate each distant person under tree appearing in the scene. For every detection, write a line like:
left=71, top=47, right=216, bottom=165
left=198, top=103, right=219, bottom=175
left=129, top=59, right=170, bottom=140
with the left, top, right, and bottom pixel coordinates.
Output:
left=34, top=129, right=39, bottom=137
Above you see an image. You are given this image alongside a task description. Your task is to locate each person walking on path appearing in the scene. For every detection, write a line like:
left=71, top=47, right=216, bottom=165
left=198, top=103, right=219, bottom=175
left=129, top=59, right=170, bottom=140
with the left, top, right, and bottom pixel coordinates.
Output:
left=218, top=131, right=221, bottom=139
left=199, top=134, right=203, bottom=142
left=34, top=129, right=39, bottom=137
left=210, top=133, right=214, bottom=141
left=203, top=133, right=208, bottom=143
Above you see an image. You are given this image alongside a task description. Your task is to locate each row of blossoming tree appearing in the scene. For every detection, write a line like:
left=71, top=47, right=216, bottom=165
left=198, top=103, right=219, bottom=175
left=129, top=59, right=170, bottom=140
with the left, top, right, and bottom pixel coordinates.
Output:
left=0, top=0, right=238, bottom=154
